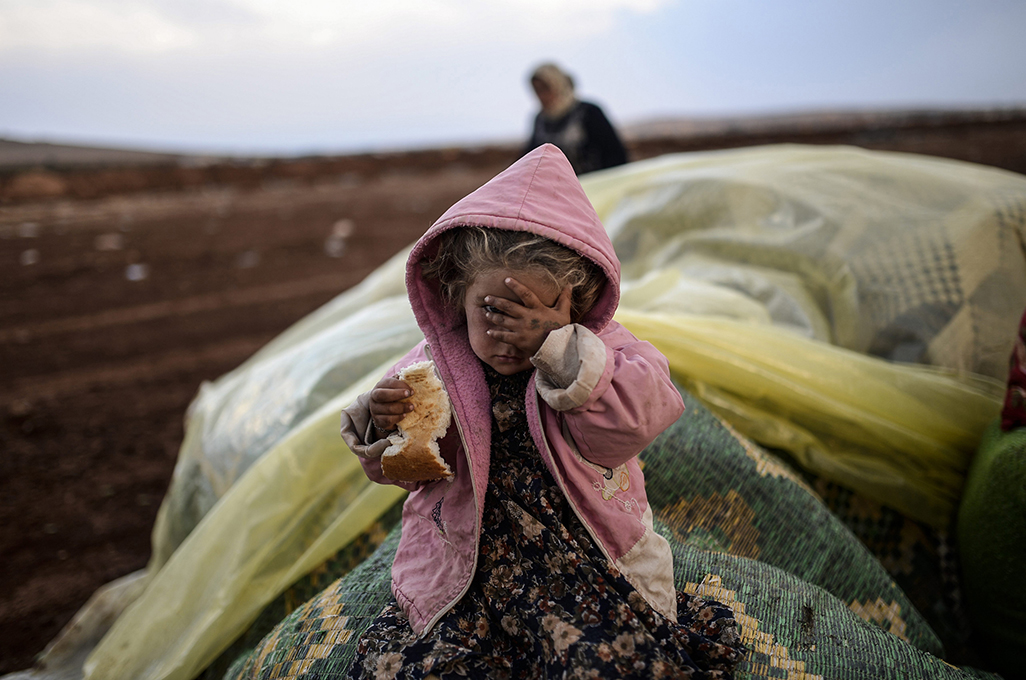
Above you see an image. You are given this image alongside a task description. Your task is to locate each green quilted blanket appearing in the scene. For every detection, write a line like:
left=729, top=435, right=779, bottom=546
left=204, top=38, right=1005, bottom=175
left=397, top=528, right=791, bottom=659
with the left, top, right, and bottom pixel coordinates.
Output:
left=211, top=388, right=999, bottom=680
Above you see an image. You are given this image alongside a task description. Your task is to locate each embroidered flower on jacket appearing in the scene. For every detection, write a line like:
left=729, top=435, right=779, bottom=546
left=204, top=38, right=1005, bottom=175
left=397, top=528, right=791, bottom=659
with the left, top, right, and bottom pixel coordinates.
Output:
left=628, top=590, right=648, bottom=612
left=520, top=511, right=544, bottom=540
left=543, top=614, right=583, bottom=654
left=544, top=552, right=566, bottom=574
left=501, top=613, right=519, bottom=635
left=579, top=607, right=601, bottom=626
left=492, top=400, right=516, bottom=432
left=491, top=564, right=514, bottom=589
left=685, top=595, right=705, bottom=613
left=612, top=632, right=636, bottom=657
left=373, top=651, right=403, bottom=680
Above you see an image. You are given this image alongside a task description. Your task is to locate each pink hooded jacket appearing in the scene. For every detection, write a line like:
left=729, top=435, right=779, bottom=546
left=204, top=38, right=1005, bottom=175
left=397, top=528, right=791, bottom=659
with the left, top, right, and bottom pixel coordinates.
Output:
left=340, top=144, right=685, bottom=635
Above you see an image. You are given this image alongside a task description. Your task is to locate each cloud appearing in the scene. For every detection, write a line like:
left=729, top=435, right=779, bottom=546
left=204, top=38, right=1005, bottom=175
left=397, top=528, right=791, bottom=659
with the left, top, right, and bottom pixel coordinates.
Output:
left=0, top=0, right=201, bottom=53
left=0, top=0, right=673, bottom=56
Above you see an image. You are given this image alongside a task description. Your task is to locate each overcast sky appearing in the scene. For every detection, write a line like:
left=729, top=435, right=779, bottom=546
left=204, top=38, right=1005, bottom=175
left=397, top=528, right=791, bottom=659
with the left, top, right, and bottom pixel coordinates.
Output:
left=1, top=0, right=1025, bottom=155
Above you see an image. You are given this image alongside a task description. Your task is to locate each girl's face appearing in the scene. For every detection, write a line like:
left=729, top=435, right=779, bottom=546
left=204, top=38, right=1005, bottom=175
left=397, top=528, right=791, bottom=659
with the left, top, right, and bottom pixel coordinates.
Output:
left=464, top=267, right=560, bottom=375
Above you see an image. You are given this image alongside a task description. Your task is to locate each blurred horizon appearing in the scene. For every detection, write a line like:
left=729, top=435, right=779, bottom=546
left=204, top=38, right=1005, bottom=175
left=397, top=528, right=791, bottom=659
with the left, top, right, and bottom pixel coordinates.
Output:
left=5, top=104, right=1026, bottom=162
left=2, top=0, right=1025, bottom=156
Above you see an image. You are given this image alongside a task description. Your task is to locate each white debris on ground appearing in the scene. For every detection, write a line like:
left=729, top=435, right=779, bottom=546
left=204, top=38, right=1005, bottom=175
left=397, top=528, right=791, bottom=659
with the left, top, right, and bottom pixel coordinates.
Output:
left=324, top=218, right=353, bottom=258
left=235, top=250, right=260, bottom=269
left=124, top=263, right=149, bottom=281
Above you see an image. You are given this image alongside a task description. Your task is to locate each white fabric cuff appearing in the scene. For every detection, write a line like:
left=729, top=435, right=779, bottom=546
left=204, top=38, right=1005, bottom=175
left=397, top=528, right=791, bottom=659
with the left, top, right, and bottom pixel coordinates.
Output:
left=531, top=324, right=608, bottom=411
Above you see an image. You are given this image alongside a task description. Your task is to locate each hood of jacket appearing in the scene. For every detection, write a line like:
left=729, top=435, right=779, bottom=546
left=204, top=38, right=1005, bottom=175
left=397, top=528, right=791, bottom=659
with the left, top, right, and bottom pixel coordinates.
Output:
left=407, top=142, right=619, bottom=343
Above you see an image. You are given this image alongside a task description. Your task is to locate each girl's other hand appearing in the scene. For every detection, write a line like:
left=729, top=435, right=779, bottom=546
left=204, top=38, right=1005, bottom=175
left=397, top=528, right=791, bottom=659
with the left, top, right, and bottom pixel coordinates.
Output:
left=484, top=277, right=572, bottom=357
left=369, top=377, right=413, bottom=434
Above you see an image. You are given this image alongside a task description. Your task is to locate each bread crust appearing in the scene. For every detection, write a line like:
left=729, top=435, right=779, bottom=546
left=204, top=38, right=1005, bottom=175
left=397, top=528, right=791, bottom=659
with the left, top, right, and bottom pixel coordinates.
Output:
left=380, top=361, right=454, bottom=482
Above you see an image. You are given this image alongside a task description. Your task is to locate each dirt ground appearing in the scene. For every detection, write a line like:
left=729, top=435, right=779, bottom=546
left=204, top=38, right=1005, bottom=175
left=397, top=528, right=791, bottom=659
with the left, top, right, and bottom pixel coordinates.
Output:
left=0, top=150, right=521, bottom=673
left=2, top=110, right=1025, bottom=675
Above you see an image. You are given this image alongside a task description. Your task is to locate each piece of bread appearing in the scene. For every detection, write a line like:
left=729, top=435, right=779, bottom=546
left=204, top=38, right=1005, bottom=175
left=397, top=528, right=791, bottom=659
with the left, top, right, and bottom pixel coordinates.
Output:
left=380, top=360, right=454, bottom=482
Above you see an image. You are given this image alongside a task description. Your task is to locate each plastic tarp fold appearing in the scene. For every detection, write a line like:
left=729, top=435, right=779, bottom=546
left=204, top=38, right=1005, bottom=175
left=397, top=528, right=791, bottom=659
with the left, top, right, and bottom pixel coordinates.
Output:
left=614, top=310, right=1002, bottom=525
left=78, top=145, right=1022, bottom=680
left=85, top=368, right=407, bottom=680
left=149, top=248, right=419, bottom=570
left=585, top=143, right=1026, bottom=376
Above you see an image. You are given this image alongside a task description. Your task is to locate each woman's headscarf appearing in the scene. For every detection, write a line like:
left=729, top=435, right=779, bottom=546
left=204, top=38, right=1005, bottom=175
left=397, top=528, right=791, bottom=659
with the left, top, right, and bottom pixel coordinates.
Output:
left=530, top=62, right=577, bottom=119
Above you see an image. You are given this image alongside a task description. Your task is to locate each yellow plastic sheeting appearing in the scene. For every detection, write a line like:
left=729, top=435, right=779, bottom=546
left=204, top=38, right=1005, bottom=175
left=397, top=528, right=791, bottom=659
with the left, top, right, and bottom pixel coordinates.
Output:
left=150, top=248, right=418, bottom=569
left=615, top=310, right=1004, bottom=526
left=84, top=365, right=407, bottom=680
left=584, top=144, right=1026, bottom=379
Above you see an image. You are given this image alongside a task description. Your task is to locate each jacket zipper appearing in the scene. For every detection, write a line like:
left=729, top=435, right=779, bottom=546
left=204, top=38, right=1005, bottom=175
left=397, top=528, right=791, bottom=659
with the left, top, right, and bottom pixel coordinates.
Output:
left=418, top=344, right=482, bottom=637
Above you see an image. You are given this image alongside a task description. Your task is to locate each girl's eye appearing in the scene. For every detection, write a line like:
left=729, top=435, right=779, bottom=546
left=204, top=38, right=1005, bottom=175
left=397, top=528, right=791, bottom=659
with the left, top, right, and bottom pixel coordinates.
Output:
left=484, top=305, right=503, bottom=315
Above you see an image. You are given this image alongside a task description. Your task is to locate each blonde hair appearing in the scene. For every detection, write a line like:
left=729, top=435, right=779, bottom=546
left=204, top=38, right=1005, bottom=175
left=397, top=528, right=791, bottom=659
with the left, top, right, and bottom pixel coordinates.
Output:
left=422, top=226, right=605, bottom=323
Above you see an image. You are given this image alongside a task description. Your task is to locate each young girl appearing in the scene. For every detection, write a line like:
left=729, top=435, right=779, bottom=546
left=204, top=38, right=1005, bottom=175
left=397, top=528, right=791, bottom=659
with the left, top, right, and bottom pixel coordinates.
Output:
left=340, top=144, right=744, bottom=679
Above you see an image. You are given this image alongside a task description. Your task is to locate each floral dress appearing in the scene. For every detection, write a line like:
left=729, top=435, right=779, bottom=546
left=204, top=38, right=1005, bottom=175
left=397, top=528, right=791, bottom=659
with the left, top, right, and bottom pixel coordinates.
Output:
left=348, top=365, right=745, bottom=680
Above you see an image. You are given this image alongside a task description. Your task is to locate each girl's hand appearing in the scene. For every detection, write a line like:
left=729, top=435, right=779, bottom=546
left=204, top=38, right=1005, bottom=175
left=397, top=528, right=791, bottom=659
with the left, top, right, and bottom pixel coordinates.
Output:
left=368, top=377, right=413, bottom=434
left=483, top=277, right=572, bottom=357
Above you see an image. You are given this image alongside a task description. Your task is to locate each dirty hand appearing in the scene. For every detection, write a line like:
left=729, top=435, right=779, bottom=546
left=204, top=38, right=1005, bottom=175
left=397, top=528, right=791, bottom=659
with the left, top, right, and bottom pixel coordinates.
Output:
left=483, top=277, right=572, bottom=357
left=368, top=377, right=413, bottom=434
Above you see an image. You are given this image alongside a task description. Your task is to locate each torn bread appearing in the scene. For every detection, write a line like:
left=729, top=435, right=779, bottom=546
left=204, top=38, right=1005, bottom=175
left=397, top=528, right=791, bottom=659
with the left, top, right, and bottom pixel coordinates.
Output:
left=381, top=360, right=454, bottom=482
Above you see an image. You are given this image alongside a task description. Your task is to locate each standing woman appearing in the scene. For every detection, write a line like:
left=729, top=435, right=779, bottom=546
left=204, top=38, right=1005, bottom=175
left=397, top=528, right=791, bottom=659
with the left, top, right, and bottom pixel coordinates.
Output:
left=522, top=62, right=629, bottom=175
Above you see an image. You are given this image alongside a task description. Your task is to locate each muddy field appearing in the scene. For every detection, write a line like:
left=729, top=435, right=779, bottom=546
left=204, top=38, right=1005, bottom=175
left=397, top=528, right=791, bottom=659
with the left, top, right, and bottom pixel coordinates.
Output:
left=2, top=110, right=1025, bottom=675
left=0, top=147, right=521, bottom=673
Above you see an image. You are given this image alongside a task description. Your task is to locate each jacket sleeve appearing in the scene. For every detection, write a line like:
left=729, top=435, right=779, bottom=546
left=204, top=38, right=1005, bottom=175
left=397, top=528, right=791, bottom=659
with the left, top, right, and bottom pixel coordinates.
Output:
left=339, top=341, right=429, bottom=492
left=530, top=321, right=683, bottom=469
